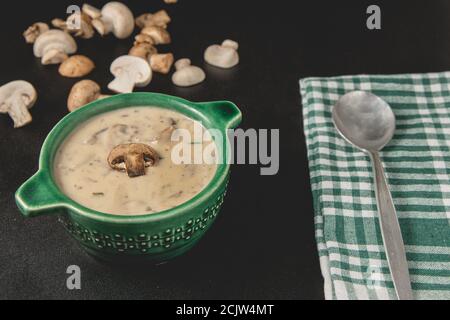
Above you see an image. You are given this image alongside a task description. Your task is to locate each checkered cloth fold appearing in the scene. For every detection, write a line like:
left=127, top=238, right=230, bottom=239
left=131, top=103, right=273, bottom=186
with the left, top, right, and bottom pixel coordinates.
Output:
left=300, top=72, right=450, bottom=300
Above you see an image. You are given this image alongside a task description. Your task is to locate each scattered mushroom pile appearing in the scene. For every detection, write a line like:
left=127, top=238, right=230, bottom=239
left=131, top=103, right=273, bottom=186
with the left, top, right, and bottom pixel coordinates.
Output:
left=1, top=0, right=240, bottom=128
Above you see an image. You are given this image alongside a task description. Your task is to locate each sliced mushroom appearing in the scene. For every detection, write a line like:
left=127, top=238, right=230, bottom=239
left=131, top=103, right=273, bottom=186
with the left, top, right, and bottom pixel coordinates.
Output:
left=67, top=80, right=109, bottom=112
left=0, top=81, right=37, bottom=128
left=59, top=55, right=95, bottom=78
left=141, top=26, right=171, bottom=45
left=172, top=59, right=206, bottom=87
left=204, top=39, right=239, bottom=69
left=108, top=55, right=152, bottom=94
left=33, top=30, right=77, bottom=65
left=90, top=2, right=134, bottom=39
left=108, top=143, right=159, bottom=178
left=150, top=53, right=174, bottom=74
left=135, top=10, right=171, bottom=29
left=23, top=22, right=49, bottom=44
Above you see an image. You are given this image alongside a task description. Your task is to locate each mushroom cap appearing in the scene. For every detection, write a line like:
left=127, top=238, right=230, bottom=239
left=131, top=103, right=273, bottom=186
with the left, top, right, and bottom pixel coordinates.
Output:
left=172, top=59, right=206, bottom=87
left=59, top=55, right=95, bottom=78
left=110, top=55, right=153, bottom=87
left=33, top=29, right=77, bottom=58
left=0, top=81, right=37, bottom=113
left=101, top=1, right=134, bottom=39
left=67, top=80, right=101, bottom=112
left=204, top=40, right=239, bottom=69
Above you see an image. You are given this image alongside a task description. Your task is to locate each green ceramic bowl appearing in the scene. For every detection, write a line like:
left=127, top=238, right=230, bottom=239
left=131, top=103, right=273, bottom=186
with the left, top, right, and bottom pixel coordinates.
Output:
left=15, top=93, right=242, bottom=263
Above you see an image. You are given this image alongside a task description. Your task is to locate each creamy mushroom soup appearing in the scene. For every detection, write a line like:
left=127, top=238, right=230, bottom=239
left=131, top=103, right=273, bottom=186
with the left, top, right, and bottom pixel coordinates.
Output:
left=54, top=107, right=217, bottom=215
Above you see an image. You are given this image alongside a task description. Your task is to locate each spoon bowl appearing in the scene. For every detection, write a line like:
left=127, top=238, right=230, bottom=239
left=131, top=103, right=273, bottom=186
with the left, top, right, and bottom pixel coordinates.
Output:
left=332, top=91, right=396, bottom=152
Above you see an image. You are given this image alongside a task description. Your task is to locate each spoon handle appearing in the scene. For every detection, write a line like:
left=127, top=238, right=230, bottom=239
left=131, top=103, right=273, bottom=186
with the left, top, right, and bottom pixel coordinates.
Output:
left=369, top=152, right=413, bottom=300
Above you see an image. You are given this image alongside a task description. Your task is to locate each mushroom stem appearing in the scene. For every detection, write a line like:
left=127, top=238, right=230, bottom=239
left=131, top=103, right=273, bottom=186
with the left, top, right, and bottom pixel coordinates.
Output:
left=125, top=153, right=146, bottom=178
left=92, top=17, right=113, bottom=36
left=108, top=70, right=135, bottom=93
left=7, top=94, right=33, bottom=128
left=42, top=49, right=69, bottom=65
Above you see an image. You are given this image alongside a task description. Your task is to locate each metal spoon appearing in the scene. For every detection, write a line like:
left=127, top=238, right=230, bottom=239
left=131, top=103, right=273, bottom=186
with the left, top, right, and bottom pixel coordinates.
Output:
left=332, top=91, right=413, bottom=300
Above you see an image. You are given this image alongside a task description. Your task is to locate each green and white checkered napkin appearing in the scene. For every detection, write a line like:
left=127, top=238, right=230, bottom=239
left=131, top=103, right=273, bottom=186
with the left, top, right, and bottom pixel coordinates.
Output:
left=300, top=72, right=450, bottom=300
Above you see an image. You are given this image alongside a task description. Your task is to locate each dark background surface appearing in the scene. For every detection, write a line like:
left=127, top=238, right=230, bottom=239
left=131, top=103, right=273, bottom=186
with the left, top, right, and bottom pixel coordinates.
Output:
left=0, top=0, right=449, bottom=300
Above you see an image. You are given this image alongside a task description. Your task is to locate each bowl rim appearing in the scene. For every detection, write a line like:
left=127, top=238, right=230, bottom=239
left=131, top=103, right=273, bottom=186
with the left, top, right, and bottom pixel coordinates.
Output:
left=19, top=92, right=241, bottom=224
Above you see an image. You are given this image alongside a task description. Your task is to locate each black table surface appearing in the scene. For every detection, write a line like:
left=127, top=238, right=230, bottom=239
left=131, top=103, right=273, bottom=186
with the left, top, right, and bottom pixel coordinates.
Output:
left=1, top=0, right=449, bottom=300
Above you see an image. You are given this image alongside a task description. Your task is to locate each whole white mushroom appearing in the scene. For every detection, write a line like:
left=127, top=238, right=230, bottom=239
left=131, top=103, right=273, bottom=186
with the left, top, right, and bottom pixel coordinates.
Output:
left=108, top=55, right=152, bottom=93
left=172, top=59, right=206, bottom=87
left=0, top=81, right=37, bottom=128
left=33, top=30, right=77, bottom=65
left=204, top=39, right=240, bottom=69
left=89, top=2, right=134, bottom=39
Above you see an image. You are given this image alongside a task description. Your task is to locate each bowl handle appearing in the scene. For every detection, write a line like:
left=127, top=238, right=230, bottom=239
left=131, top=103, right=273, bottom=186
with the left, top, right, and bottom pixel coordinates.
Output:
left=15, top=171, right=66, bottom=218
left=195, top=101, right=242, bottom=129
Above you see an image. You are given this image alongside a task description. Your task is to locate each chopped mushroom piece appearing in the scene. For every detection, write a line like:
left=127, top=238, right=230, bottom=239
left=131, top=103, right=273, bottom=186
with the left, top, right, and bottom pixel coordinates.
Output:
left=90, top=2, right=134, bottom=39
left=172, top=59, right=206, bottom=87
left=66, top=12, right=95, bottom=39
left=129, top=43, right=157, bottom=62
left=33, top=30, right=77, bottom=65
left=82, top=3, right=102, bottom=19
left=108, top=55, right=152, bottom=93
left=0, top=81, right=37, bottom=128
left=51, top=18, right=69, bottom=31
left=67, top=80, right=109, bottom=112
left=108, top=143, right=160, bottom=178
left=59, top=55, right=95, bottom=78
left=134, top=33, right=155, bottom=46
left=141, top=26, right=171, bottom=45
left=204, top=39, right=240, bottom=69
left=135, top=10, right=171, bottom=29
left=164, top=0, right=178, bottom=3
left=23, top=22, right=49, bottom=44
left=150, top=53, right=174, bottom=74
